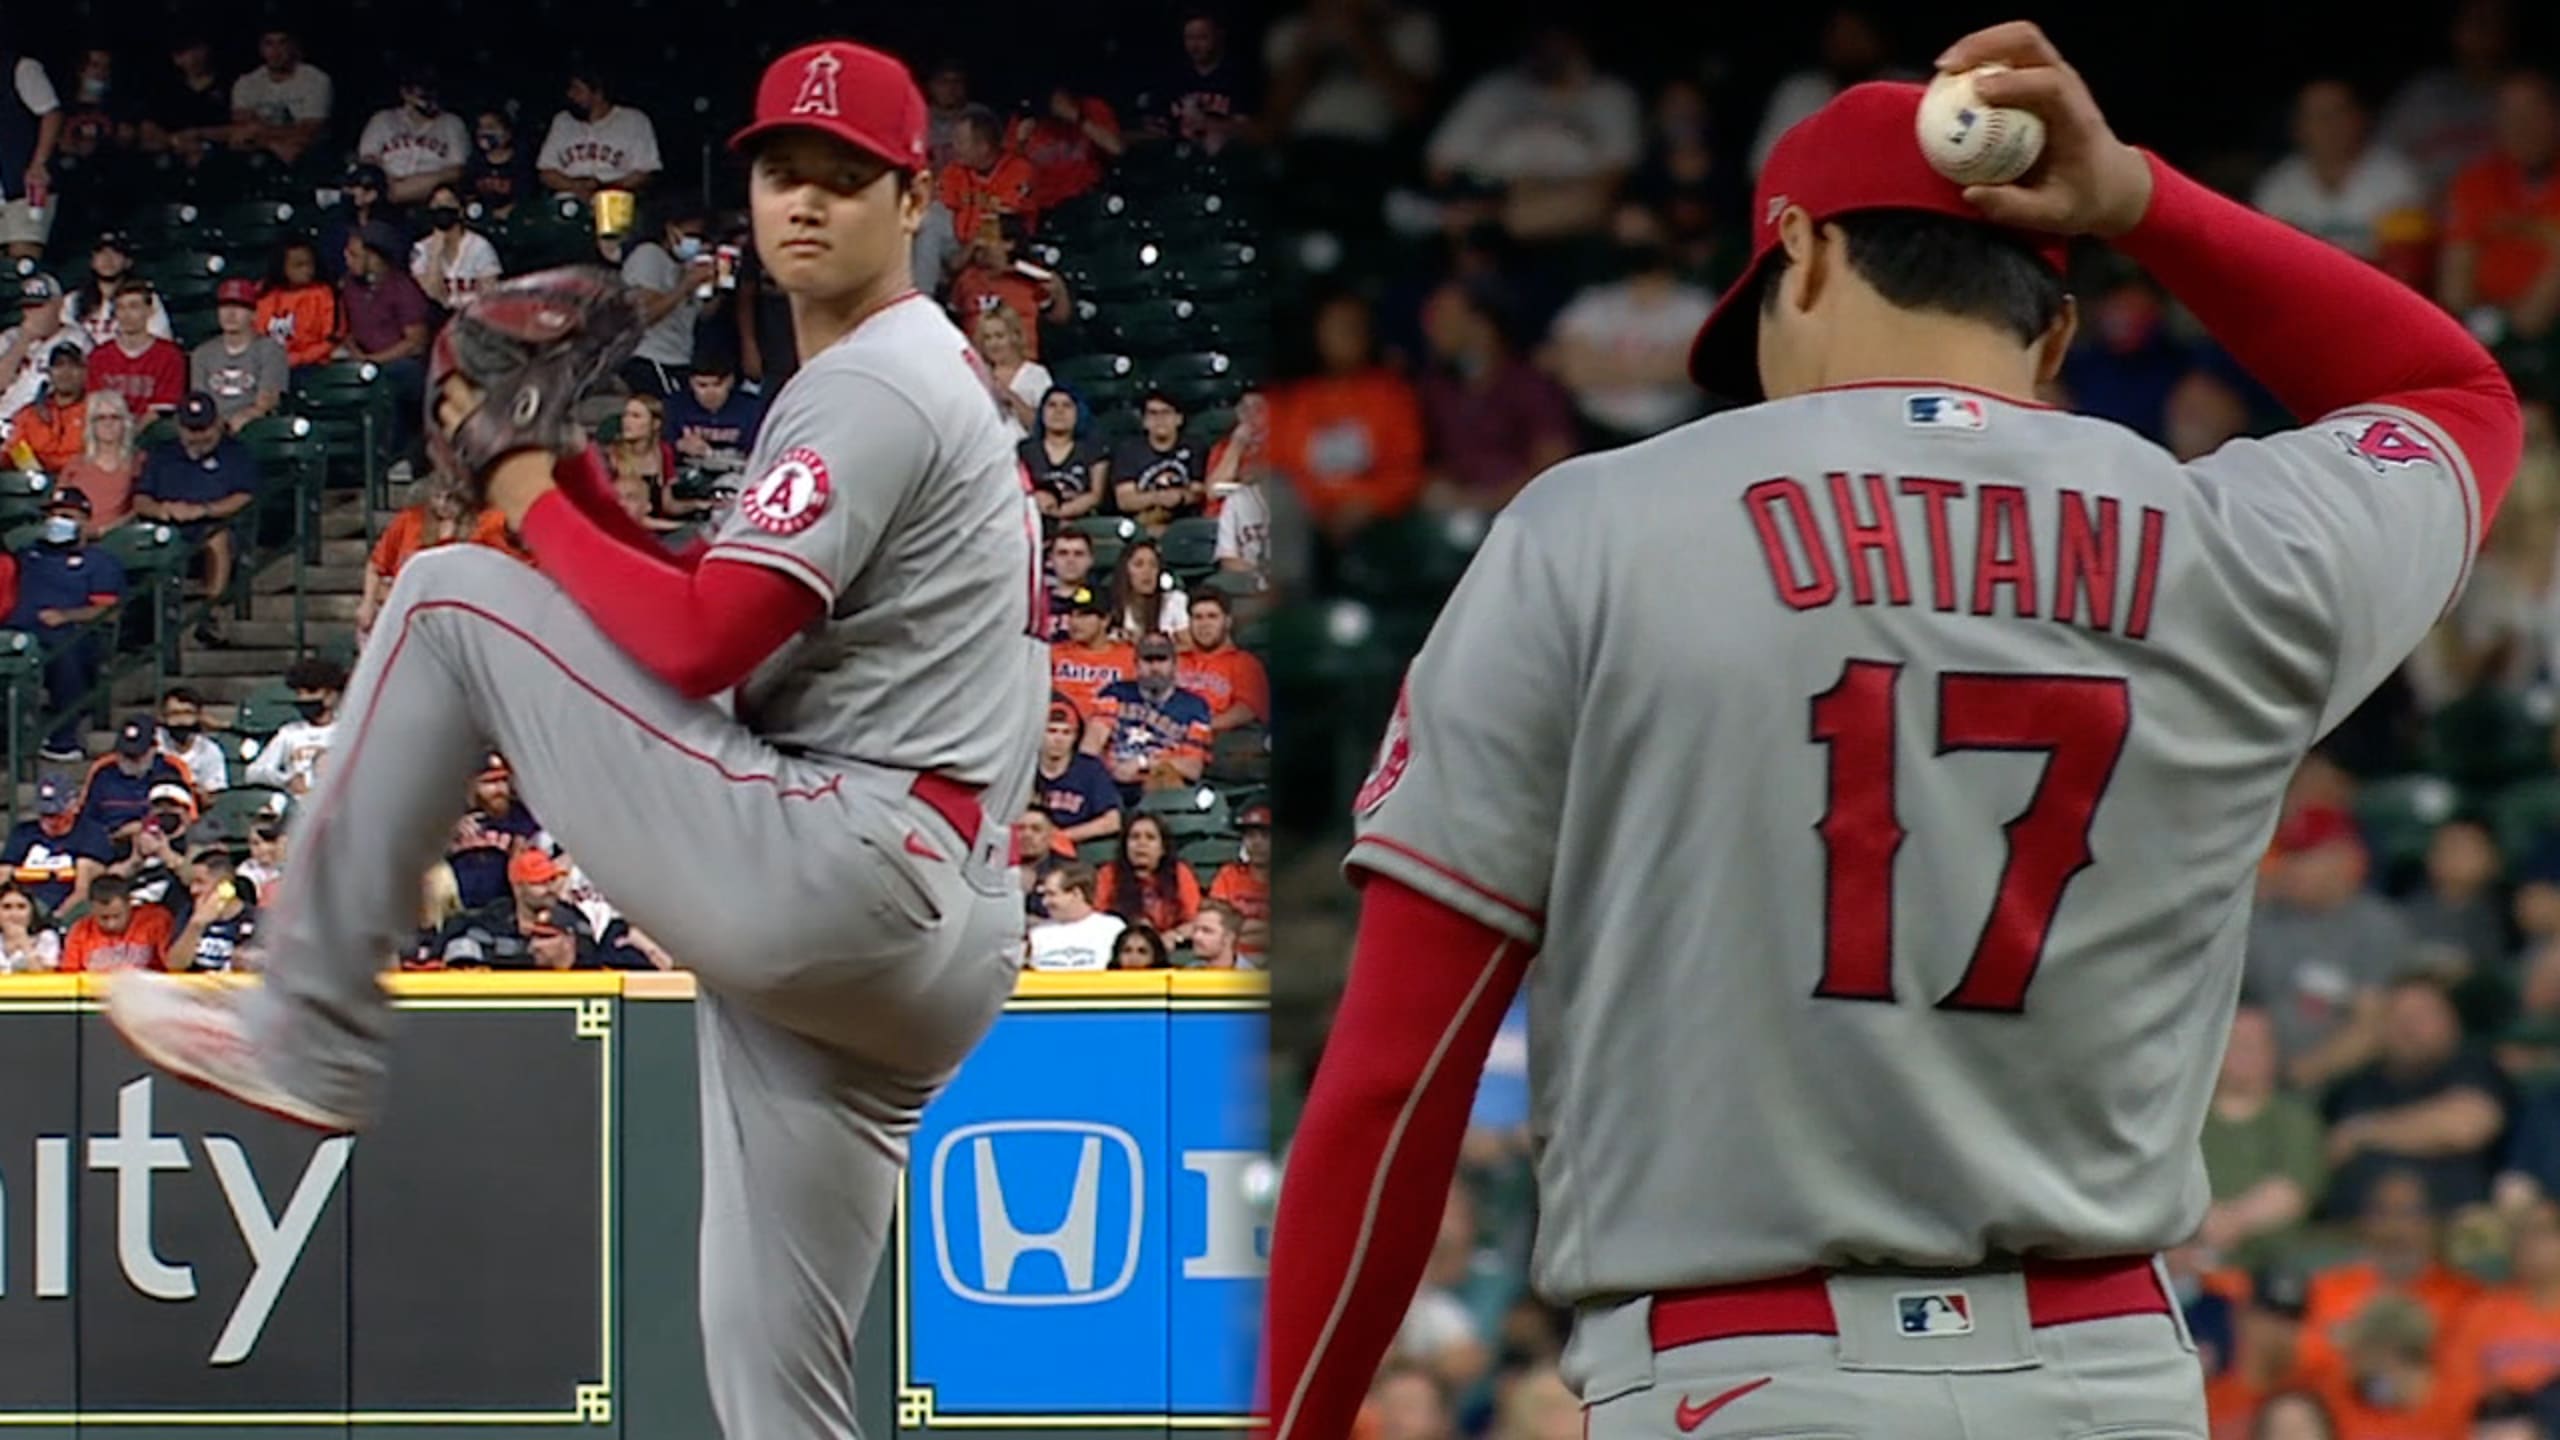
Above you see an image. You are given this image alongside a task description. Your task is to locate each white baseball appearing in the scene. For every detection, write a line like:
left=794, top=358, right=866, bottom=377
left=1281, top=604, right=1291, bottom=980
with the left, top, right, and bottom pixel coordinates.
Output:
left=1916, top=64, right=2046, bottom=186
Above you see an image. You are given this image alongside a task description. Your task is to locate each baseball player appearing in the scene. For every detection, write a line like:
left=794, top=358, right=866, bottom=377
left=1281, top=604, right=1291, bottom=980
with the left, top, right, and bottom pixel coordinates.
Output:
left=1262, top=23, right=2522, bottom=1440
left=106, top=40, right=1047, bottom=1440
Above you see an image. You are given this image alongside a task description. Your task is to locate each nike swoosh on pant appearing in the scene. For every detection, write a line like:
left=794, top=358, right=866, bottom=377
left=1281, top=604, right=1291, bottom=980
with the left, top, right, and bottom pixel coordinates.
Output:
left=1674, top=1376, right=1773, bottom=1432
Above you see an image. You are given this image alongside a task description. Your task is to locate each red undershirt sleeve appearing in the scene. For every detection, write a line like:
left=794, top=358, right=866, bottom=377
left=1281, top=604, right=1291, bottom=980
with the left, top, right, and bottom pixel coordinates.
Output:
left=517, top=454, right=819, bottom=698
left=1260, top=876, right=1531, bottom=1440
left=2115, top=150, right=2521, bottom=514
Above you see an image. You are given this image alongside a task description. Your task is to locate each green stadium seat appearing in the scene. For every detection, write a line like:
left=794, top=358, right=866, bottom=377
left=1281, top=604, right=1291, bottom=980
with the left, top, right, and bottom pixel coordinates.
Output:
left=1052, top=354, right=1139, bottom=392
left=234, top=680, right=301, bottom=739
left=99, top=522, right=182, bottom=578
left=1159, top=515, right=1220, bottom=576
left=1336, top=511, right=1484, bottom=607
left=1180, top=834, right=1241, bottom=871
left=2423, top=688, right=2551, bottom=790
left=1147, top=350, right=1239, bottom=386
left=1207, top=725, right=1268, bottom=785
left=1139, top=785, right=1231, bottom=838
left=2353, top=773, right=2462, bottom=881
left=1075, top=836, right=1120, bottom=869
left=2492, top=776, right=2560, bottom=872
left=1072, top=515, right=1138, bottom=544
left=202, top=784, right=288, bottom=844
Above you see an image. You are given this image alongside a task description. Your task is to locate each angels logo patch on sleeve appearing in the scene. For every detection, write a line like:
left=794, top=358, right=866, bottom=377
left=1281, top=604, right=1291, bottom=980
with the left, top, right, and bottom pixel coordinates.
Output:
left=742, top=447, right=833, bottom=534
left=1353, top=681, right=1414, bottom=818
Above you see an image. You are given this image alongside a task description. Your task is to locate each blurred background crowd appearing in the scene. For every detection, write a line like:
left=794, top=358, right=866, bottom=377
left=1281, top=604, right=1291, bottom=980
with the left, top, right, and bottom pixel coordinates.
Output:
left=1254, top=1, right=2560, bottom=1437
left=0, top=0, right=1272, bottom=977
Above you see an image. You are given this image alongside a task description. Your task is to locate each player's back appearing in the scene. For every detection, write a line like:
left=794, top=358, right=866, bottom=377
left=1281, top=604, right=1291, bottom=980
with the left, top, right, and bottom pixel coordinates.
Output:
left=713, top=296, right=1049, bottom=814
left=1350, top=381, right=2480, bottom=1304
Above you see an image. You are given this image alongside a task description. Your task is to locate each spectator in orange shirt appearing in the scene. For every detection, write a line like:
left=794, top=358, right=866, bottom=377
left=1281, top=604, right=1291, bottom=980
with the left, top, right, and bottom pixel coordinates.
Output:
left=1177, top=590, right=1268, bottom=732
left=1271, top=291, right=1428, bottom=540
left=1096, top=813, right=1201, bottom=946
left=948, top=213, right=1071, bottom=359
left=59, top=873, right=174, bottom=972
left=11, top=345, right=89, bottom=472
left=2443, top=1199, right=2560, bottom=1414
left=1209, top=802, right=1270, bottom=958
left=255, top=239, right=341, bottom=372
left=937, top=105, right=1038, bottom=243
left=2440, top=72, right=2560, bottom=340
left=358, top=474, right=518, bottom=643
left=2207, top=1269, right=2318, bottom=1439
left=1050, top=587, right=1135, bottom=747
left=1010, top=86, right=1123, bottom=212
left=2315, top=1294, right=2474, bottom=1440
left=62, top=389, right=141, bottom=533
left=2300, top=1169, right=2485, bottom=1381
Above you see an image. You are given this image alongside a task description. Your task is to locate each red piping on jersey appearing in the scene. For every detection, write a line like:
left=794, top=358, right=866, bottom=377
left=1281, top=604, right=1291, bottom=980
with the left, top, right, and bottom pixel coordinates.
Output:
left=705, top=539, right=835, bottom=601
left=2114, top=151, right=2519, bottom=538
left=1261, top=878, right=1529, bottom=1440
left=1801, top=378, right=2058, bottom=411
left=1348, top=835, right=1545, bottom=931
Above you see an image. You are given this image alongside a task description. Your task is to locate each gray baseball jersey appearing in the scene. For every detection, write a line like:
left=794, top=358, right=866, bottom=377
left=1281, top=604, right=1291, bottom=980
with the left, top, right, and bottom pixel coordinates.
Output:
left=1348, top=384, right=2479, bottom=1306
left=708, top=291, right=1051, bottom=815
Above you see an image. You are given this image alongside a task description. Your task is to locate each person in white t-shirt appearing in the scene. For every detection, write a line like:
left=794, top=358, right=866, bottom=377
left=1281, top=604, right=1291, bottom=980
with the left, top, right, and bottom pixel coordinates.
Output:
left=1545, top=205, right=1716, bottom=444
left=0, top=50, right=62, bottom=261
left=537, top=67, right=661, bottom=198
left=2253, top=78, right=2429, bottom=261
left=410, top=184, right=504, bottom=312
left=1029, top=863, right=1127, bottom=971
left=0, top=273, right=88, bottom=423
left=358, top=65, right=468, bottom=205
left=229, top=29, right=330, bottom=166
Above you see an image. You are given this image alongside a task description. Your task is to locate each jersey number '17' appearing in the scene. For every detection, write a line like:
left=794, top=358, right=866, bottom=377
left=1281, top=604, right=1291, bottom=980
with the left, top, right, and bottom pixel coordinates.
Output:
left=1808, top=660, right=2131, bottom=1013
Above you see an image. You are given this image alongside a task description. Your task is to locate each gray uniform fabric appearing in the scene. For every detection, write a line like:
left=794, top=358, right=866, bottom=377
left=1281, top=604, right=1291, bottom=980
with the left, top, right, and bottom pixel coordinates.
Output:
left=1345, top=385, right=2479, bottom=1426
left=246, top=292, right=1048, bottom=1440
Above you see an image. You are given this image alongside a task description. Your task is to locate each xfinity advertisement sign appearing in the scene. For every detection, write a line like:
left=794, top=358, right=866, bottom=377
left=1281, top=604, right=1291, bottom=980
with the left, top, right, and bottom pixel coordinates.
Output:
left=903, top=1002, right=1268, bottom=1425
left=0, top=999, right=611, bottom=1424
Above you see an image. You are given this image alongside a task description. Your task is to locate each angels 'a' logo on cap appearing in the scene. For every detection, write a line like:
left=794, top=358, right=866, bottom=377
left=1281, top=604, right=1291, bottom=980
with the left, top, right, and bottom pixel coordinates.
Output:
left=1765, top=194, right=1789, bottom=225
left=790, top=51, right=844, bottom=119
left=742, top=446, right=832, bottom=534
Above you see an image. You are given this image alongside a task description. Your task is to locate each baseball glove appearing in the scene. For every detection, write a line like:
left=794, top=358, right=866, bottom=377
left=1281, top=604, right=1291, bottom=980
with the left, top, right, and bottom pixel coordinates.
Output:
left=427, top=266, right=642, bottom=489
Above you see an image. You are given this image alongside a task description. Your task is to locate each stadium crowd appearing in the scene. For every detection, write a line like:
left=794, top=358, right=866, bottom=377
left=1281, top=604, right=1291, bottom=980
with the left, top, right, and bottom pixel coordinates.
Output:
left=1261, top=1, right=2560, bottom=1437
left=0, top=8, right=1272, bottom=976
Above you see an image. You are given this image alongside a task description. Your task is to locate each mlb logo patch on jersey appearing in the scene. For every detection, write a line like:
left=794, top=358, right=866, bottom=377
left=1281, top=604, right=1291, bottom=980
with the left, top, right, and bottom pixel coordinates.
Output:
left=1905, top=393, right=1988, bottom=431
left=1895, top=1290, right=1974, bottom=1337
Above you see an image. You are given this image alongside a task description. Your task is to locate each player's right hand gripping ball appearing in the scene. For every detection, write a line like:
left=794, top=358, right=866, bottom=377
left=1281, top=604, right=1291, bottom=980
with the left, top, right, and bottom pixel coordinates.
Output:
left=1917, top=64, right=2046, bottom=186
left=426, top=266, right=643, bottom=488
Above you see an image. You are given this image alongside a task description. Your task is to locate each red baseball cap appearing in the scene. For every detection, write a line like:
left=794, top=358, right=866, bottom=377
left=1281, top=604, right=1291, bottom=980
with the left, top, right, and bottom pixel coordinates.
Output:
left=508, top=848, right=564, bottom=886
left=1687, top=81, right=2074, bottom=405
left=729, top=41, right=929, bottom=174
left=215, top=278, right=259, bottom=307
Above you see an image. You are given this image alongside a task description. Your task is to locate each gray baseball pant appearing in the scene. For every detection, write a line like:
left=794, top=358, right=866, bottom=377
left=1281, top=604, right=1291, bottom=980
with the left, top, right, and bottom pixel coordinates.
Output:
left=1572, top=1266, right=2208, bottom=1439
left=242, top=543, right=1027, bottom=1439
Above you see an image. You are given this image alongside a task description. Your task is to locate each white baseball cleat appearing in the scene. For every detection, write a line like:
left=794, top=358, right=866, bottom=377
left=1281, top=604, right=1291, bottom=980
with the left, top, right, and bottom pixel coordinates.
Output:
left=104, top=972, right=358, bottom=1133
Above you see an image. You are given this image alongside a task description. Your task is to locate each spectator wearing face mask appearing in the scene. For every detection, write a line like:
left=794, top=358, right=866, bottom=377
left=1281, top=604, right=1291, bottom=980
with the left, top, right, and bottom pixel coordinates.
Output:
left=410, top=182, right=502, bottom=313
left=245, top=656, right=344, bottom=801
left=155, top=685, right=226, bottom=792
left=1, top=775, right=108, bottom=917
left=357, top=64, right=466, bottom=206
left=537, top=65, right=661, bottom=198
left=463, top=109, right=535, bottom=221
left=619, top=203, right=716, bottom=395
left=12, top=487, right=124, bottom=758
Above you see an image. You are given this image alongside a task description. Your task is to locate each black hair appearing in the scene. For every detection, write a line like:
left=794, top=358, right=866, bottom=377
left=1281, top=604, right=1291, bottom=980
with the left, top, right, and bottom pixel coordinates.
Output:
left=284, top=657, right=347, bottom=693
left=163, top=685, right=204, bottom=708
left=959, top=104, right=1004, bottom=144
left=1757, top=210, right=2068, bottom=349
left=268, top=236, right=321, bottom=287
left=90, top=874, right=132, bottom=904
left=1114, top=923, right=1170, bottom=969
left=1141, top=388, right=1182, bottom=414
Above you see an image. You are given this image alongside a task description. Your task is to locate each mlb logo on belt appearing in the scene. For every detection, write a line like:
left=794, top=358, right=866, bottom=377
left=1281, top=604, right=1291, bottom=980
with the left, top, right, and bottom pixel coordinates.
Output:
left=1895, top=1290, right=1974, bottom=1337
left=1905, top=392, right=1988, bottom=431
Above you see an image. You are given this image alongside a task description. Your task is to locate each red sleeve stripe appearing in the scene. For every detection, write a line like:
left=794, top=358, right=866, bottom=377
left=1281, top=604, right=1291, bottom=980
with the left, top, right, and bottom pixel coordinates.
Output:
left=1347, top=835, right=1544, bottom=931
left=1271, top=936, right=1519, bottom=1440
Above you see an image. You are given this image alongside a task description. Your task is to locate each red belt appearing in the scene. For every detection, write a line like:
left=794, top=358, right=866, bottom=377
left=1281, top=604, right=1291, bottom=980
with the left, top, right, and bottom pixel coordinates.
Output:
left=909, top=772, right=986, bottom=848
left=1649, top=1258, right=2170, bottom=1352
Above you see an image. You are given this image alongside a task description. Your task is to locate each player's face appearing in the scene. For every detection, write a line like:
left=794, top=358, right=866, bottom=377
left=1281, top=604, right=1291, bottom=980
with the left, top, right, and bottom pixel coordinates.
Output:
left=749, top=132, right=922, bottom=304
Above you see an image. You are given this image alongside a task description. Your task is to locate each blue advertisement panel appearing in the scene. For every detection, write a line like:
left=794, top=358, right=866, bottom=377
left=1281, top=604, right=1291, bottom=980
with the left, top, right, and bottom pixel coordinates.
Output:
left=896, top=979, right=1267, bottom=1429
